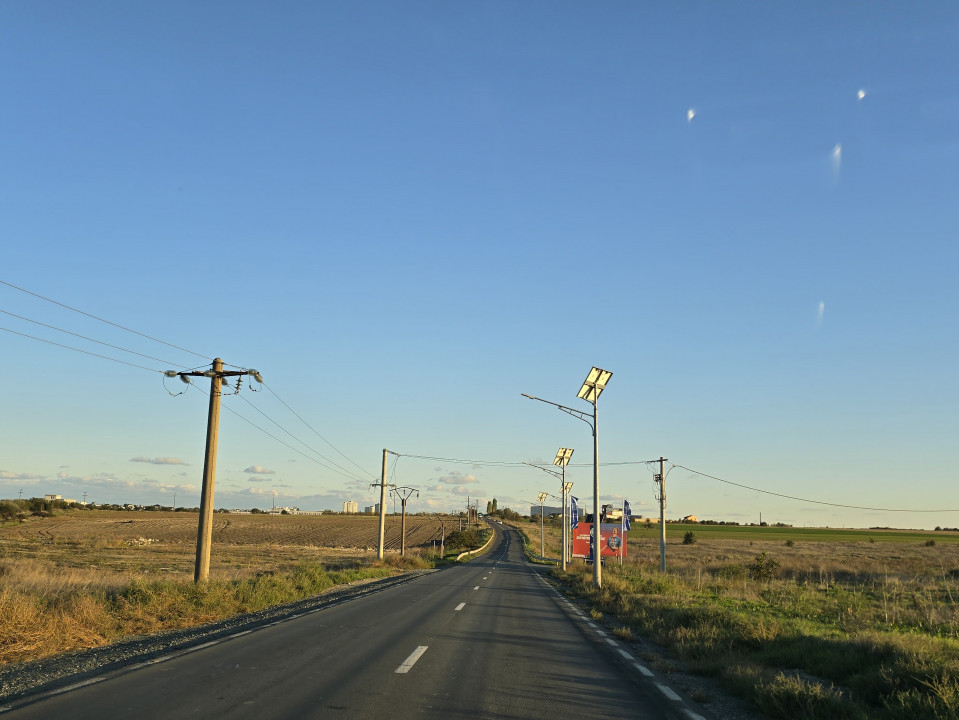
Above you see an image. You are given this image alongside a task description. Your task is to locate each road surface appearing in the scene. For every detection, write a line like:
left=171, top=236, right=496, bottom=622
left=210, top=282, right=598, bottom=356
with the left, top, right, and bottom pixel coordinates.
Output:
left=2, top=524, right=704, bottom=719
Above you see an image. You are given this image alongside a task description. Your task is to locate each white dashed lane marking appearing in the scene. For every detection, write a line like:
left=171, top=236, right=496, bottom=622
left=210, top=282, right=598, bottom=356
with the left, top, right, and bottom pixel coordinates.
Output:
left=657, top=684, right=682, bottom=702
left=455, top=603, right=466, bottom=611
left=395, top=646, right=429, bottom=674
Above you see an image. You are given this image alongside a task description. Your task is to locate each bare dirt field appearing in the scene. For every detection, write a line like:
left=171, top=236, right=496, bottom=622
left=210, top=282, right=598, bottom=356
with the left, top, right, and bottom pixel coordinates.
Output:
left=0, top=510, right=450, bottom=580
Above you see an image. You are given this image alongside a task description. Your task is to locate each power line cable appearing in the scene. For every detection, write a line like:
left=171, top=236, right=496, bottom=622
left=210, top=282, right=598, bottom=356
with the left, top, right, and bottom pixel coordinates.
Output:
left=671, top=463, right=959, bottom=513
left=184, top=383, right=359, bottom=480
left=236, top=393, right=370, bottom=483
left=1, top=325, right=163, bottom=373
left=261, top=382, right=375, bottom=478
left=0, top=308, right=190, bottom=368
left=395, top=453, right=527, bottom=468
left=0, top=279, right=211, bottom=361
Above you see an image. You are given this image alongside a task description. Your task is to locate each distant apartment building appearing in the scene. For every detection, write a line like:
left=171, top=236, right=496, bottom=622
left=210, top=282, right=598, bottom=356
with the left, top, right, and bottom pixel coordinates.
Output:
left=343, top=500, right=358, bottom=514
left=364, top=504, right=380, bottom=514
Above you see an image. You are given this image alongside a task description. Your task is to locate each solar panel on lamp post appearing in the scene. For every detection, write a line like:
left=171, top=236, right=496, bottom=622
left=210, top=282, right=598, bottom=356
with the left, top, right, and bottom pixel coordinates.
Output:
left=521, top=366, right=612, bottom=588
left=577, top=367, right=612, bottom=589
left=554, top=448, right=574, bottom=572
left=537, top=492, right=548, bottom=557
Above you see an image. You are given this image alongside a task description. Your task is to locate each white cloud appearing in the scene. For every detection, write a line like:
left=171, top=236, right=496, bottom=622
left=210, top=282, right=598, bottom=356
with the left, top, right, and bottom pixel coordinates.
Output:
left=0, top=470, right=42, bottom=480
left=437, top=471, right=478, bottom=485
left=243, top=465, right=276, bottom=475
left=130, top=456, right=187, bottom=466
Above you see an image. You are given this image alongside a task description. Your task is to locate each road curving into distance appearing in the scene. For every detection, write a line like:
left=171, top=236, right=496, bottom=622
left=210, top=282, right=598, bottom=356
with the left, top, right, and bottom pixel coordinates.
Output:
left=1, top=522, right=708, bottom=720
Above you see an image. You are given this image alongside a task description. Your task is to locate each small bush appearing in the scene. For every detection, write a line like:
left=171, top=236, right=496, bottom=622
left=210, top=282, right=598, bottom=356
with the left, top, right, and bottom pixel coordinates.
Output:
left=747, top=552, right=780, bottom=581
left=683, top=531, right=697, bottom=545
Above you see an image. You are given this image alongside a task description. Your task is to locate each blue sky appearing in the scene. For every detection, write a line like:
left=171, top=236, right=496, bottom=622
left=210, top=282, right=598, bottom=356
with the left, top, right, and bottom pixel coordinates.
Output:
left=2, top=2, right=956, bottom=528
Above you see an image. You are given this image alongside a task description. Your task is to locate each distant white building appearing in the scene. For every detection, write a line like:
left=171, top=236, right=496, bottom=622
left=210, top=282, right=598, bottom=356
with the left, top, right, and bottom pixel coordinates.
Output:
left=365, top=504, right=380, bottom=514
left=530, top=505, right=563, bottom=517
left=343, top=500, right=358, bottom=514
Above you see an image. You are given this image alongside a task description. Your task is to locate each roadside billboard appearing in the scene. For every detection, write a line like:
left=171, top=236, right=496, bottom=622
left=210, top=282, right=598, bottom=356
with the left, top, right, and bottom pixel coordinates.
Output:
left=571, top=522, right=626, bottom=559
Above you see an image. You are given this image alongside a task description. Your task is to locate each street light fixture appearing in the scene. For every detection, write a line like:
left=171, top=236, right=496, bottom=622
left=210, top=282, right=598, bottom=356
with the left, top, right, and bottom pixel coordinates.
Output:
left=523, top=461, right=570, bottom=568
left=522, top=366, right=612, bottom=588
left=537, top=492, right=548, bottom=557
left=554, top=447, right=574, bottom=570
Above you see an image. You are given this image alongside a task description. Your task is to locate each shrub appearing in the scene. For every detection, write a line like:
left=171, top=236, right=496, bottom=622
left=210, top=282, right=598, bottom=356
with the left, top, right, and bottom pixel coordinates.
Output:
left=445, top=529, right=479, bottom=550
left=747, top=552, right=780, bottom=581
left=683, top=531, right=697, bottom=545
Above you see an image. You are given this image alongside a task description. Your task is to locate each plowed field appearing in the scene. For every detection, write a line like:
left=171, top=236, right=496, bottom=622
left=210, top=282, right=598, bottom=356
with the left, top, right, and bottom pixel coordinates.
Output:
left=1, top=511, right=445, bottom=550
left=0, top=511, right=455, bottom=579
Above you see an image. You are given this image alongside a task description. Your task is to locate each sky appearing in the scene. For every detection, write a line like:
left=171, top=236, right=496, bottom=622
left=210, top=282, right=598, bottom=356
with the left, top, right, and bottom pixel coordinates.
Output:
left=1, top=2, right=957, bottom=529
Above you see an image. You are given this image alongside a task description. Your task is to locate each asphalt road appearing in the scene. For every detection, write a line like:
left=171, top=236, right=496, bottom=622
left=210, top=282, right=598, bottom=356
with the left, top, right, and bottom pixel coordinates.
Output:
left=3, top=524, right=704, bottom=719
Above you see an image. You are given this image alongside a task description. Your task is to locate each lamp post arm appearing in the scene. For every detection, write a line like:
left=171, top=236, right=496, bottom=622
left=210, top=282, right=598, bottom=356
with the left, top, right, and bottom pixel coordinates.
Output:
left=522, top=462, right=563, bottom=481
left=521, top=394, right=594, bottom=432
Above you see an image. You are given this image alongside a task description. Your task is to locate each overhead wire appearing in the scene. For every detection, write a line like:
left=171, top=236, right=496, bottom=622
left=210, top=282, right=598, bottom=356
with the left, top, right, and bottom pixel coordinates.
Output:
left=0, top=308, right=191, bottom=368
left=1, top=325, right=164, bottom=374
left=235, top=392, right=370, bottom=483
left=0, top=279, right=211, bottom=361
left=671, top=463, right=959, bottom=513
left=395, top=453, right=528, bottom=468
left=185, top=382, right=366, bottom=480
left=261, top=382, right=375, bottom=479
left=2, top=280, right=374, bottom=488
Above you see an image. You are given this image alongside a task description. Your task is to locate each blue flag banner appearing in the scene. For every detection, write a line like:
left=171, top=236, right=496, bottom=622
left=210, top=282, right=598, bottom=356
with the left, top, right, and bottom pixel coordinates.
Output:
left=570, top=496, right=579, bottom=529
left=623, top=499, right=631, bottom=532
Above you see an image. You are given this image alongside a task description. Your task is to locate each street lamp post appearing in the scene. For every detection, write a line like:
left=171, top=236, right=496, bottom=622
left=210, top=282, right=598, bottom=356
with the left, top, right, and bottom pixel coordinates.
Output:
left=523, top=366, right=612, bottom=588
left=536, top=493, right=548, bottom=557
left=523, top=448, right=574, bottom=571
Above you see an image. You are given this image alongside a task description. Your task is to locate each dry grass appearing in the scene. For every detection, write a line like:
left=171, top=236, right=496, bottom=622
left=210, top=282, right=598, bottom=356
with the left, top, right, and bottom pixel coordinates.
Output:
left=0, top=510, right=449, bottom=666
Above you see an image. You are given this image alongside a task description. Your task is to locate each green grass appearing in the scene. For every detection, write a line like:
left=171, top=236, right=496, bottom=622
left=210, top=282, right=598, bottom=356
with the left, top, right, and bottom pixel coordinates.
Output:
left=555, top=540, right=959, bottom=720
left=629, top=524, right=959, bottom=545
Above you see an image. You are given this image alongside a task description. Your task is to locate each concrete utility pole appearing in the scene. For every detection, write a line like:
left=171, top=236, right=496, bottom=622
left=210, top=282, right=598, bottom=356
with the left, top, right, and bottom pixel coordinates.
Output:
left=392, top=486, right=418, bottom=556
left=374, top=449, right=393, bottom=560
left=657, top=456, right=668, bottom=572
left=166, top=359, right=263, bottom=583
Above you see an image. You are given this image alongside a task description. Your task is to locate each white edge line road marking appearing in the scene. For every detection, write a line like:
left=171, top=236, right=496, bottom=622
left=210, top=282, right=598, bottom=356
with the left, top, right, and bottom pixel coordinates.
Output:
left=657, top=684, right=682, bottom=702
left=605, top=638, right=618, bottom=647
left=682, top=710, right=707, bottom=720
left=395, top=646, right=429, bottom=674
left=618, top=649, right=633, bottom=660
left=634, top=662, right=654, bottom=677
left=455, top=602, right=466, bottom=611
left=474, top=586, right=479, bottom=590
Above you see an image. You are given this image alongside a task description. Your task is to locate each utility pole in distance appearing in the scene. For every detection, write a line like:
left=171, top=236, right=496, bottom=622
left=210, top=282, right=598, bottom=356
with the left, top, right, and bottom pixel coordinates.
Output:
left=656, top=456, right=668, bottom=572
left=392, top=486, right=418, bottom=556
left=166, top=359, right=263, bottom=583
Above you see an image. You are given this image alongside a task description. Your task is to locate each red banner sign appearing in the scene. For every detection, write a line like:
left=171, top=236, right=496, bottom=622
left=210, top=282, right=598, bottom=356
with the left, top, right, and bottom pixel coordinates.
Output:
left=571, top=522, right=626, bottom=559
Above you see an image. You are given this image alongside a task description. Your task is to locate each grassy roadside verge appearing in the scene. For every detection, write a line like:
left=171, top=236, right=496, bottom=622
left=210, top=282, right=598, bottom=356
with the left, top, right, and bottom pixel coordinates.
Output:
left=0, top=554, right=429, bottom=666
left=556, top=561, right=959, bottom=719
